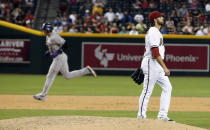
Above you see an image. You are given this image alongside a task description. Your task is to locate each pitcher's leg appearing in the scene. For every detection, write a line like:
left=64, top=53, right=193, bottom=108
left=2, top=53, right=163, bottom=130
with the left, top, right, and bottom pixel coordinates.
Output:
left=137, top=59, right=157, bottom=118
left=137, top=75, right=156, bottom=118
left=157, top=76, right=172, bottom=118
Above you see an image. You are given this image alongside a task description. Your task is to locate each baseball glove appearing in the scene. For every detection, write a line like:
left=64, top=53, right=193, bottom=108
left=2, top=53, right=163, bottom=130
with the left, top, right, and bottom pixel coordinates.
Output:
left=131, top=68, right=144, bottom=85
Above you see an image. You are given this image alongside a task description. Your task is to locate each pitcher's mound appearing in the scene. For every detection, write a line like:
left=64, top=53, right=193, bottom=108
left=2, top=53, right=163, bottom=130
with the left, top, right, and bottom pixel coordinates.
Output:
left=0, top=116, right=206, bottom=130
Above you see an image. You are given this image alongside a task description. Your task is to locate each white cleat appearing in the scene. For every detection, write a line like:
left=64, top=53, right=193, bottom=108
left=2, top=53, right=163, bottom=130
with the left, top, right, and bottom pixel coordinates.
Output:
left=33, top=93, right=46, bottom=102
left=87, top=66, right=97, bottom=77
left=137, top=115, right=146, bottom=119
left=157, top=117, right=175, bottom=123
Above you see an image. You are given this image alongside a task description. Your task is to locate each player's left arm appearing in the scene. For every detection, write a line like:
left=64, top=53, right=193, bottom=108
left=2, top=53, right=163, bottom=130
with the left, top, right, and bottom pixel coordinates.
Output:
left=152, top=47, right=170, bottom=76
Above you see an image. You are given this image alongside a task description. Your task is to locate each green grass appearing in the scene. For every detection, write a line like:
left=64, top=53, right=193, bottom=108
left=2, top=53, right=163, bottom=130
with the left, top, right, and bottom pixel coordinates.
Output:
left=0, top=74, right=210, bottom=97
left=0, top=109, right=209, bottom=129
left=0, top=74, right=210, bottom=129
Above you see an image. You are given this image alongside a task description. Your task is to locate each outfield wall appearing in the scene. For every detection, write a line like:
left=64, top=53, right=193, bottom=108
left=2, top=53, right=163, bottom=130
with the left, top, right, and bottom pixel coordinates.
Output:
left=0, top=21, right=210, bottom=76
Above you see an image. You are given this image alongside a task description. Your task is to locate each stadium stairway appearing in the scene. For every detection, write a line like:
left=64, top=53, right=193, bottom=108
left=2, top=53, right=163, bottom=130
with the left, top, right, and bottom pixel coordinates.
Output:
left=34, top=0, right=58, bottom=30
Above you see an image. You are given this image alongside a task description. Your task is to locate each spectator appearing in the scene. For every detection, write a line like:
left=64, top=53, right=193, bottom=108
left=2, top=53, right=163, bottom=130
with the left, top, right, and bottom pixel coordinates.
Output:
left=104, top=27, right=109, bottom=34
left=118, top=26, right=128, bottom=34
left=92, top=0, right=104, bottom=15
left=165, top=16, right=175, bottom=32
left=69, top=11, right=77, bottom=24
left=127, top=22, right=134, bottom=31
left=53, top=16, right=62, bottom=26
left=148, top=0, right=157, bottom=9
left=205, top=1, right=210, bottom=13
left=190, top=0, right=199, bottom=9
left=182, top=22, right=194, bottom=34
left=193, top=22, right=201, bottom=33
left=62, top=25, right=69, bottom=32
left=59, top=0, right=68, bottom=15
left=69, top=25, right=78, bottom=33
left=83, top=9, right=91, bottom=25
left=104, top=8, right=115, bottom=22
left=25, top=0, right=34, bottom=8
left=24, top=10, right=34, bottom=24
left=129, top=26, right=138, bottom=35
left=178, top=4, right=188, bottom=17
left=195, top=26, right=206, bottom=36
left=184, top=11, right=193, bottom=23
left=136, top=21, right=146, bottom=34
left=84, top=9, right=91, bottom=18
left=25, top=20, right=31, bottom=28
left=53, top=22, right=63, bottom=33
left=11, top=4, right=22, bottom=20
left=122, top=11, right=132, bottom=26
left=207, top=26, right=210, bottom=35
left=132, top=0, right=141, bottom=11
left=170, top=27, right=178, bottom=34
left=134, top=11, right=144, bottom=23
left=99, top=20, right=109, bottom=33
left=115, top=9, right=124, bottom=22
left=85, top=27, right=93, bottom=33
left=160, top=26, right=167, bottom=34
left=62, top=16, right=71, bottom=26
left=170, top=9, right=180, bottom=27
left=78, top=26, right=85, bottom=33
left=110, top=23, right=118, bottom=34
left=142, top=0, right=148, bottom=10
left=203, top=24, right=209, bottom=34
left=197, top=13, right=207, bottom=24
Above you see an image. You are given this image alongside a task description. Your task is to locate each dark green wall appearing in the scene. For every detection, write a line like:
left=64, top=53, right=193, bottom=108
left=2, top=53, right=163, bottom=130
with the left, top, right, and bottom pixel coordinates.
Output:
left=0, top=26, right=209, bottom=76
left=0, top=26, right=47, bottom=74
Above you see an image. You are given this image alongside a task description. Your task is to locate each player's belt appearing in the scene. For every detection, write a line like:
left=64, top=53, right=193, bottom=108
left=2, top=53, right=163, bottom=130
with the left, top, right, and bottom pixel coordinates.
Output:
left=50, top=49, right=63, bottom=58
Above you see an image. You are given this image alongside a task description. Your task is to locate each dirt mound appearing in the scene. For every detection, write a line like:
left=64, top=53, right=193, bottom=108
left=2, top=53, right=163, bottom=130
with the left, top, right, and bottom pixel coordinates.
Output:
left=0, top=116, right=206, bottom=130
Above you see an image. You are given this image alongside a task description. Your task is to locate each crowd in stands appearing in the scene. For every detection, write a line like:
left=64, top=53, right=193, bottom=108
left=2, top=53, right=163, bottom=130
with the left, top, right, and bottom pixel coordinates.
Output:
left=0, top=0, right=210, bottom=35
left=0, top=0, right=36, bottom=28
left=56, top=0, right=210, bottom=35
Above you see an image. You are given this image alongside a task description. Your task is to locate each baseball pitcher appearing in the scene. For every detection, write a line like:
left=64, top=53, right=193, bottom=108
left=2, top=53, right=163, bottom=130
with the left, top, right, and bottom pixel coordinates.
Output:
left=137, top=11, right=175, bottom=122
left=33, top=23, right=97, bottom=102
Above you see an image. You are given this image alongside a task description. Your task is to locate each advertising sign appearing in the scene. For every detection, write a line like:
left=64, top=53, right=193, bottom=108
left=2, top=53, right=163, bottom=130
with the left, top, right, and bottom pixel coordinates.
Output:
left=82, top=42, right=209, bottom=72
left=0, top=39, right=30, bottom=63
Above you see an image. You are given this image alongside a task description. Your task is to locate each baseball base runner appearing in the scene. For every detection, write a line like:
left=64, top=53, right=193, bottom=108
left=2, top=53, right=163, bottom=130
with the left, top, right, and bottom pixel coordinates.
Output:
left=33, top=23, right=97, bottom=102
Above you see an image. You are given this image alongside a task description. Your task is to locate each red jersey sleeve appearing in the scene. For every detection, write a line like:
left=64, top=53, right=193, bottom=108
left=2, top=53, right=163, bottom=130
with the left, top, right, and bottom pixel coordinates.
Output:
left=152, top=47, right=160, bottom=58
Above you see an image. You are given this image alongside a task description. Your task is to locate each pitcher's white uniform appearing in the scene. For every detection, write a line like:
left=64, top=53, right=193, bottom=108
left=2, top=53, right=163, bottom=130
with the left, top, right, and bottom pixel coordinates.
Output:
left=137, top=27, right=172, bottom=118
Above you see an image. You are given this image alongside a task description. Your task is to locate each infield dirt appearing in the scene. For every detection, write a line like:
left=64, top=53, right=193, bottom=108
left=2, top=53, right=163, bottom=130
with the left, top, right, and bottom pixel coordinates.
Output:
left=0, top=95, right=209, bottom=130
left=0, top=95, right=209, bottom=111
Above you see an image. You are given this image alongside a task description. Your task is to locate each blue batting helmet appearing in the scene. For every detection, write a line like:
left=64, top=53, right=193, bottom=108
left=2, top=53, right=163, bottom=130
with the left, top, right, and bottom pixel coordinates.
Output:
left=41, top=23, right=53, bottom=32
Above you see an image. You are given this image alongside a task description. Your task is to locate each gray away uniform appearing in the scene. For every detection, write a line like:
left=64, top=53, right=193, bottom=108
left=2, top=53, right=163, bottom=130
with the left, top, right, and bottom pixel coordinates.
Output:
left=41, top=32, right=91, bottom=96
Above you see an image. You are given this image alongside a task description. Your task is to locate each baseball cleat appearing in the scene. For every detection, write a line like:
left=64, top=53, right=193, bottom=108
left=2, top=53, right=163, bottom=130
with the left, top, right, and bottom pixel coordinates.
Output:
left=157, top=117, right=175, bottom=123
left=33, top=93, right=46, bottom=102
left=87, top=66, right=97, bottom=77
left=137, top=115, right=146, bottom=119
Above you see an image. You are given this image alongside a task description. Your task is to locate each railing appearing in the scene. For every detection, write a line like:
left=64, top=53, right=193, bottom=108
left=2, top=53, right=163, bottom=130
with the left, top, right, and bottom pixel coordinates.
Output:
left=33, top=0, right=41, bottom=29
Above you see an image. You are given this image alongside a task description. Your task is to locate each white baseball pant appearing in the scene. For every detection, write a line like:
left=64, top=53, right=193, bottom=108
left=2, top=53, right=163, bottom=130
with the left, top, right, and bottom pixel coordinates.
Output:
left=137, top=57, right=172, bottom=118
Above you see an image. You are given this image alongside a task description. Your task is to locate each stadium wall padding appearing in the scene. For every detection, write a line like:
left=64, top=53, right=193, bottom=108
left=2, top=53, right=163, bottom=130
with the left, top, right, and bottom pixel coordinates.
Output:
left=0, top=24, right=210, bottom=76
